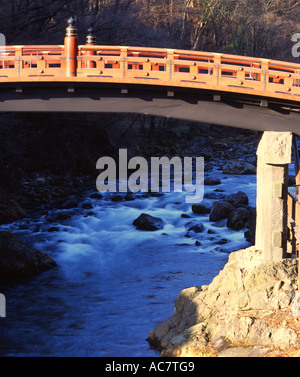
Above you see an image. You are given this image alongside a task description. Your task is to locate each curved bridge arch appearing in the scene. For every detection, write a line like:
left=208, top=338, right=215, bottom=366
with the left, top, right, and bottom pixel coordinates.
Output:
left=0, top=44, right=300, bottom=135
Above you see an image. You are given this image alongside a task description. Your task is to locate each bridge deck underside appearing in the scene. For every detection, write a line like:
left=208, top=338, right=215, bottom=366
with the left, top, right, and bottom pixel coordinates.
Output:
left=0, top=83, right=299, bottom=135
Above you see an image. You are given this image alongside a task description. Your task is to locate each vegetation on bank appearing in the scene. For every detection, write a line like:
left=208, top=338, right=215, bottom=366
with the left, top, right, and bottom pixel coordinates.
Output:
left=1, top=0, right=300, bottom=61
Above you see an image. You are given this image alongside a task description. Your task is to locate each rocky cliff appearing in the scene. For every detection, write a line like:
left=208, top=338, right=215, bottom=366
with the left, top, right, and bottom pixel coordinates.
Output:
left=148, top=247, right=300, bottom=357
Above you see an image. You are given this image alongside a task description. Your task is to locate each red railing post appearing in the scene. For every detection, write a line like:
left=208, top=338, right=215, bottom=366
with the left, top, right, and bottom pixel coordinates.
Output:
left=64, top=17, right=78, bottom=77
left=85, top=27, right=96, bottom=69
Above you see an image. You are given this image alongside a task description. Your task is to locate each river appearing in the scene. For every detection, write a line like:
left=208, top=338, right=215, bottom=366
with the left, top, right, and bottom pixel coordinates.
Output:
left=0, top=168, right=256, bottom=357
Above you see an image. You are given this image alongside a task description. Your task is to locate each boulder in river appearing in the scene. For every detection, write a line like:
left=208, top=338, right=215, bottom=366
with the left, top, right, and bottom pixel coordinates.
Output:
left=188, top=224, right=205, bottom=233
left=225, top=191, right=249, bottom=207
left=209, top=201, right=234, bottom=222
left=204, top=177, right=221, bottom=186
left=185, top=223, right=205, bottom=237
left=204, top=192, right=226, bottom=200
left=111, top=195, right=123, bottom=202
left=0, top=231, right=57, bottom=280
left=223, top=160, right=256, bottom=175
left=125, top=193, right=135, bottom=201
left=133, top=213, right=164, bottom=231
left=192, top=204, right=211, bottom=215
left=81, top=202, right=93, bottom=209
left=90, top=192, right=103, bottom=199
left=227, top=207, right=249, bottom=230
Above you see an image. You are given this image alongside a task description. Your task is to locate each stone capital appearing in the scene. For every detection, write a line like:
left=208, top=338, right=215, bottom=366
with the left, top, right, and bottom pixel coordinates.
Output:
left=256, top=131, right=292, bottom=165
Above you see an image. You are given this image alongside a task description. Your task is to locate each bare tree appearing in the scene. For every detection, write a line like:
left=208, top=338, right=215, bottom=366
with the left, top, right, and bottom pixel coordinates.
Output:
left=0, top=0, right=299, bottom=61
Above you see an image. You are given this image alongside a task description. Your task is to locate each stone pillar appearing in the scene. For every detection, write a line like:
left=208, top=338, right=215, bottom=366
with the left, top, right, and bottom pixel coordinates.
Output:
left=256, top=131, right=292, bottom=261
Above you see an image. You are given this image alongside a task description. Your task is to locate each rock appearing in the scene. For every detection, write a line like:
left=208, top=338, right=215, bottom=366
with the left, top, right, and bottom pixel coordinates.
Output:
left=82, top=202, right=93, bottom=209
left=48, top=227, right=59, bottom=232
left=212, top=219, right=227, bottom=227
left=55, top=213, right=72, bottom=221
left=204, top=177, right=221, bottom=186
left=204, top=192, right=226, bottom=200
left=227, top=207, right=249, bottom=230
left=211, top=335, right=231, bottom=352
left=223, top=160, right=256, bottom=175
left=225, top=191, right=249, bottom=207
left=245, top=155, right=257, bottom=166
left=215, top=238, right=229, bottom=245
left=0, top=231, right=56, bottom=279
left=271, top=327, right=298, bottom=349
left=291, top=292, right=300, bottom=318
left=90, top=192, right=103, bottom=199
left=59, top=199, right=78, bottom=209
left=125, top=193, right=134, bottom=201
left=191, top=204, right=211, bottom=215
left=218, top=346, right=269, bottom=358
left=209, top=201, right=234, bottom=222
left=0, top=200, right=26, bottom=225
left=149, top=193, right=164, bottom=198
left=181, top=214, right=191, bottom=218
left=207, top=229, right=216, bottom=234
left=185, top=223, right=205, bottom=237
left=133, top=213, right=164, bottom=231
left=85, top=211, right=94, bottom=217
left=244, top=207, right=256, bottom=244
left=111, top=195, right=123, bottom=202
left=188, top=224, right=205, bottom=233
left=148, top=247, right=299, bottom=357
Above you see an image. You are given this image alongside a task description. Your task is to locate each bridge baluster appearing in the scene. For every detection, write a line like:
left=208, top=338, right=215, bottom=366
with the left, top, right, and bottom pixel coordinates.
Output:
left=166, top=50, right=174, bottom=81
left=15, top=47, right=22, bottom=77
left=213, top=54, right=221, bottom=86
left=85, top=27, right=96, bottom=69
left=260, top=59, right=269, bottom=92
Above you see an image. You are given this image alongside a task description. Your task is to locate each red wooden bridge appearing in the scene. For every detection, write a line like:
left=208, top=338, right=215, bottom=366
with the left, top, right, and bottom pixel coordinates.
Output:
left=0, top=18, right=299, bottom=134
left=1, top=20, right=300, bottom=104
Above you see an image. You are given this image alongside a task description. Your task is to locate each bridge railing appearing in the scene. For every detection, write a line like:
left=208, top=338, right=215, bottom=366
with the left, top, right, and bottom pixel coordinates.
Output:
left=76, top=46, right=300, bottom=100
left=1, top=21, right=300, bottom=103
left=0, top=45, right=64, bottom=78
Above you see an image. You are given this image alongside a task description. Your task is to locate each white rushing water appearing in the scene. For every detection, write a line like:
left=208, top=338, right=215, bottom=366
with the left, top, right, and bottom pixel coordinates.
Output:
left=0, top=168, right=256, bottom=356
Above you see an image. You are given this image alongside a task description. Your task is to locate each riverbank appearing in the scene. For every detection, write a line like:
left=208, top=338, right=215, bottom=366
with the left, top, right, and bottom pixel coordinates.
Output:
left=147, top=246, right=300, bottom=357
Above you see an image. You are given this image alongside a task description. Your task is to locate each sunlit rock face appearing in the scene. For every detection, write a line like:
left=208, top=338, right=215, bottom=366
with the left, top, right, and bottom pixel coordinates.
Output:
left=148, top=247, right=299, bottom=357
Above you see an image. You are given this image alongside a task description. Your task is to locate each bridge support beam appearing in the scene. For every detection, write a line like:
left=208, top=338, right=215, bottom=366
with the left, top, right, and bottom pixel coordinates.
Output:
left=256, top=131, right=292, bottom=261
